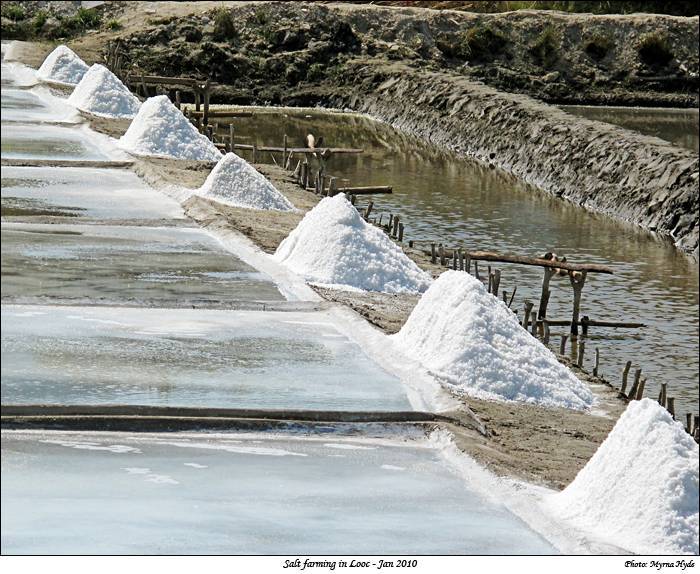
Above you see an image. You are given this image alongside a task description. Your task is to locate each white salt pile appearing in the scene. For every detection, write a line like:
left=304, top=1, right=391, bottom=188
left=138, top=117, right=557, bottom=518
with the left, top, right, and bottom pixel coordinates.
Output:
left=67, top=64, right=140, bottom=119
left=274, top=193, right=432, bottom=293
left=549, top=399, right=699, bottom=554
left=36, top=45, right=88, bottom=86
left=118, top=95, right=221, bottom=161
left=392, top=270, right=593, bottom=409
left=197, top=152, right=294, bottom=211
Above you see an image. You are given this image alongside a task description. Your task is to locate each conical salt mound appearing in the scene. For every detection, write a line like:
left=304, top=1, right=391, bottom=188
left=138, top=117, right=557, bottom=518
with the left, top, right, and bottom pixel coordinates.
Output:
left=274, top=193, right=432, bottom=294
left=118, top=95, right=221, bottom=161
left=549, top=399, right=698, bottom=554
left=36, top=45, right=88, bottom=86
left=68, top=64, right=140, bottom=119
left=392, top=270, right=594, bottom=409
left=197, top=152, right=294, bottom=211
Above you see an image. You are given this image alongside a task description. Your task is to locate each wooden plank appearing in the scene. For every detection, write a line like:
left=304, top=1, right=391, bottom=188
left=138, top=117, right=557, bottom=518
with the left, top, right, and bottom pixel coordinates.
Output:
left=186, top=110, right=254, bottom=118
left=232, top=144, right=363, bottom=154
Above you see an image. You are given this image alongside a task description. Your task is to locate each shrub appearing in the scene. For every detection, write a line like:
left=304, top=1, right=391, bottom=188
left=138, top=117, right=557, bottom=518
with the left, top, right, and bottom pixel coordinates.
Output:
left=638, top=33, right=673, bottom=68
left=31, top=10, right=48, bottom=35
left=213, top=7, right=235, bottom=40
left=76, top=7, right=102, bottom=29
left=583, top=33, right=612, bottom=61
left=2, top=4, right=26, bottom=21
left=529, top=26, right=559, bottom=68
left=106, top=19, right=122, bottom=31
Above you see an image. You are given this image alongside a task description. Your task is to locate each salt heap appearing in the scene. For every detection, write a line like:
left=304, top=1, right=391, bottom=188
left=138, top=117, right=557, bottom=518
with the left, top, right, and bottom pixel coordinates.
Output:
left=118, top=95, right=221, bottom=161
left=197, top=152, right=294, bottom=211
left=549, top=399, right=699, bottom=554
left=274, top=193, right=432, bottom=293
left=36, top=45, right=88, bottom=86
left=67, top=64, right=140, bottom=119
left=392, top=270, right=593, bottom=409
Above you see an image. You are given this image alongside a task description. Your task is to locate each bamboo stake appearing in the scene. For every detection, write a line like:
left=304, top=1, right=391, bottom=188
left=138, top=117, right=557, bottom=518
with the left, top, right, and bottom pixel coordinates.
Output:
left=593, top=348, right=599, bottom=377
left=621, top=361, right=632, bottom=394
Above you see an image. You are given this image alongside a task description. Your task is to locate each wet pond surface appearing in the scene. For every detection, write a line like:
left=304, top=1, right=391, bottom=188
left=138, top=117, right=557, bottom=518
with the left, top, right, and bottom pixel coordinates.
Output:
left=1, top=166, right=186, bottom=222
left=1, top=223, right=284, bottom=305
left=1, top=430, right=556, bottom=555
left=558, top=105, right=699, bottom=153
left=1, top=123, right=107, bottom=161
left=230, top=108, right=699, bottom=415
left=1, top=306, right=410, bottom=411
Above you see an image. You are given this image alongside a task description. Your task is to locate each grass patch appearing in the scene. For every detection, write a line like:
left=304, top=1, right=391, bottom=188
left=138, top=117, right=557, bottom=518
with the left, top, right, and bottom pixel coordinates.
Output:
left=106, top=19, right=123, bottom=31
left=1, top=4, right=26, bottom=21
left=213, top=7, right=235, bottom=40
left=529, top=25, right=559, bottom=67
left=638, top=33, right=673, bottom=68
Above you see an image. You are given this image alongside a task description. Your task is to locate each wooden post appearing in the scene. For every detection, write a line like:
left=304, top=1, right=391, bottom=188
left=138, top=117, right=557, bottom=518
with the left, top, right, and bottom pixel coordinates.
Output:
left=581, top=315, right=590, bottom=337
left=621, top=361, right=632, bottom=394
left=364, top=201, right=374, bottom=220
left=658, top=382, right=667, bottom=407
left=474, top=260, right=480, bottom=280
left=329, top=177, right=337, bottom=197
left=492, top=269, right=501, bottom=295
left=140, top=72, right=148, bottom=97
left=195, top=88, right=201, bottom=112
left=206, top=125, right=213, bottom=141
left=636, top=378, right=646, bottom=400
left=569, top=271, right=587, bottom=337
left=195, top=116, right=202, bottom=134
left=202, top=79, right=211, bottom=126
left=667, top=397, right=675, bottom=419
left=439, top=245, right=445, bottom=266
left=538, top=266, right=556, bottom=319
left=530, top=312, right=538, bottom=336
left=431, top=243, right=436, bottom=264
left=593, top=347, right=600, bottom=377
left=465, top=253, right=471, bottom=274
left=687, top=413, right=693, bottom=434
left=229, top=123, right=235, bottom=154
left=453, top=251, right=458, bottom=270
left=458, top=249, right=464, bottom=271
left=522, top=302, right=534, bottom=329
left=392, top=215, right=400, bottom=239
left=398, top=222, right=404, bottom=243
left=559, top=334, right=568, bottom=355
left=694, top=415, right=699, bottom=435
left=487, top=273, right=493, bottom=293
left=253, top=142, right=258, bottom=164
left=283, top=134, right=288, bottom=168
left=175, top=90, right=181, bottom=110
left=543, top=319, right=551, bottom=345
left=577, top=340, right=585, bottom=368
left=507, top=286, right=516, bottom=308
left=628, top=369, right=642, bottom=400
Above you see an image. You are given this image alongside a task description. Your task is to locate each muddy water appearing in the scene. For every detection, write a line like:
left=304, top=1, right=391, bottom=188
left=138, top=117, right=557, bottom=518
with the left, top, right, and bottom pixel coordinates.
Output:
left=227, top=108, right=699, bottom=415
left=559, top=105, right=699, bottom=153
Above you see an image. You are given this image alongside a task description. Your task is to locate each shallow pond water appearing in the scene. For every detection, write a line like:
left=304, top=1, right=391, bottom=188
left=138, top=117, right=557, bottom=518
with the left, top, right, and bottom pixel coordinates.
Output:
left=1, top=222, right=284, bottom=305
left=1, top=430, right=557, bottom=555
left=1, top=123, right=107, bottom=161
left=229, top=108, right=699, bottom=415
left=1, top=306, right=410, bottom=411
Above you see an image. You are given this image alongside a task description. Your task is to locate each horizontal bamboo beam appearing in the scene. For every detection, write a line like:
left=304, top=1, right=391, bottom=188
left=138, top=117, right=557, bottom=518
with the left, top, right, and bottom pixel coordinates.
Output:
left=187, top=110, right=254, bottom=118
left=540, top=319, right=646, bottom=328
left=419, top=247, right=613, bottom=274
left=129, top=74, right=204, bottom=87
left=233, top=144, right=363, bottom=154
left=336, top=186, right=393, bottom=195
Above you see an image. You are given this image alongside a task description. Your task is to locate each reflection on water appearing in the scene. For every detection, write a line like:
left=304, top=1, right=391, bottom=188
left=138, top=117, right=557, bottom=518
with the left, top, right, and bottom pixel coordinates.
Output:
left=559, top=105, right=699, bottom=153
left=228, top=108, right=699, bottom=415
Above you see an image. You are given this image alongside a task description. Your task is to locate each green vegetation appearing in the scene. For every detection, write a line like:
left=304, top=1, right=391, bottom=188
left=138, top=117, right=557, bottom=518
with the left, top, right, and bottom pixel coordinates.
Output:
left=637, top=33, right=674, bottom=68
left=213, top=7, right=236, bottom=40
left=106, top=19, right=123, bottom=31
left=529, top=25, right=559, bottom=67
left=583, top=33, right=612, bottom=61
left=31, top=10, right=48, bottom=35
left=1, top=4, right=26, bottom=21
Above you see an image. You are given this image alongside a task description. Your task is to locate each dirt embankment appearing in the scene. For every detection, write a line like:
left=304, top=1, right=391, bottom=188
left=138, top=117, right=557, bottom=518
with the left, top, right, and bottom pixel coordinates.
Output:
left=51, top=2, right=699, bottom=254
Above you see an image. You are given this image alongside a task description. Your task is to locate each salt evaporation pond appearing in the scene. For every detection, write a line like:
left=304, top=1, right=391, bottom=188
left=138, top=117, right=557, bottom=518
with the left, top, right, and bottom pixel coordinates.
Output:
left=1, top=88, right=78, bottom=124
left=1, top=123, right=108, bottom=161
left=1, top=223, right=284, bottom=305
left=0, top=430, right=556, bottom=555
left=229, top=109, right=699, bottom=415
left=1, top=166, right=186, bottom=222
left=1, top=306, right=410, bottom=411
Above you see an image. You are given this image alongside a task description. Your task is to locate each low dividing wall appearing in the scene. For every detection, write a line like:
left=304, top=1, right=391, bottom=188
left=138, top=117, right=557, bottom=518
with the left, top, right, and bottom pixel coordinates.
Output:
left=331, top=62, right=699, bottom=256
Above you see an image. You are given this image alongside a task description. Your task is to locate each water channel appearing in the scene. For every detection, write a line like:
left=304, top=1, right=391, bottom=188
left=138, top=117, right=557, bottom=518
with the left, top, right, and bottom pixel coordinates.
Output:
left=230, top=108, right=699, bottom=415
